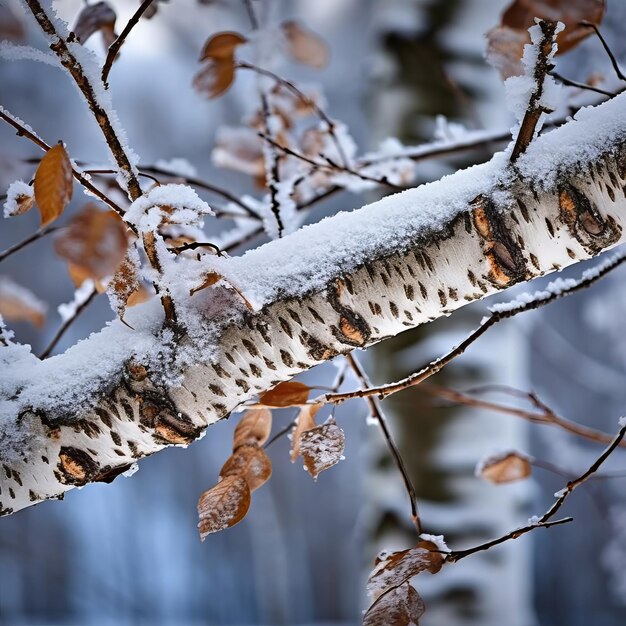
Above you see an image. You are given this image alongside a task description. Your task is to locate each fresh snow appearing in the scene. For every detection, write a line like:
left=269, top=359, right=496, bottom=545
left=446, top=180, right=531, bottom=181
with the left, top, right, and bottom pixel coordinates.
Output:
left=3, top=180, right=34, bottom=218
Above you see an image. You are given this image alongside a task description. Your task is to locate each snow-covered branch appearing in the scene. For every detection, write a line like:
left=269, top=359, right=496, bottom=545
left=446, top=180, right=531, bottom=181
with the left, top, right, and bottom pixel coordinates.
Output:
left=1, top=87, right=626, bottom=515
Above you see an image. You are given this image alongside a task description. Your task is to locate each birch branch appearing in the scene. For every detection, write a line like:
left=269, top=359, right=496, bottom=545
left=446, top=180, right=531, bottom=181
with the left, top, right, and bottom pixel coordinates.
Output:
left=1, top=90, right=626, bottom=516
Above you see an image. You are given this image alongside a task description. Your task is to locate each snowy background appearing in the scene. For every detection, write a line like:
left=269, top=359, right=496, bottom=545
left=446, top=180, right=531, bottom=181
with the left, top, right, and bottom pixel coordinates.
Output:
left=2, top=0, right=626, bottom=624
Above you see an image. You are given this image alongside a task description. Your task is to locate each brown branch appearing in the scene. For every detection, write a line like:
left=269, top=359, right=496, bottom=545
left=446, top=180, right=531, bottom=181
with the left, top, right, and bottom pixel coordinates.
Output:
left=0, top=225, right=62, bottom=264
left=101, top=0, right=156, bottom=86
left=39, top=285, right=99, bottom=359
left=510, top=20, right=558, bottom=162
left=346, top=353, right=422, bottom=534
left=24, top=0, right=143, bottom=201
left=422, top=384, right=625, bottom=448
left=326, top=250, right=626, bottom=405
left=550, top=71, right=615, bottom=97
left=237, top=61, right=350, bottom=167
left=0, top=107, right=128, bottom=222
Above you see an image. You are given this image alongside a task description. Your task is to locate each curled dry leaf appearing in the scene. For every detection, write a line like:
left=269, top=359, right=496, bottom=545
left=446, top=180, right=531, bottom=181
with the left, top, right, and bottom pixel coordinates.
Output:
left=197, top=474, right=251, bottom=540
left=190, top=271, right=254, bottom=311
left=299, top=417, right=345, bottom=481
left=0, top=277, right=47, bottom=328
left=126, top=283, right=153, bottom=307
left=281, top=21, right=329, bottom=69
left=363, top=583, right=425, bottom=626
left=34, top=144, right=73, bottom=226
left=290, top=402, right=321, bottom=462
left=486, top=0, right=605, bottom=78
left=233, top=408, right=273, bottom=449
left=54, top=205, right=129, bottom=281
left=367, top=541, right=445, bottom=602
left=73, top=1, right=117, bottom=48
left=478, top=451, right=532, bottom=484
left=220, top=446, right=272, bottom=492
left=259, top=381, right=311, bottom=408
left=194, top=32, right=247, bottom=99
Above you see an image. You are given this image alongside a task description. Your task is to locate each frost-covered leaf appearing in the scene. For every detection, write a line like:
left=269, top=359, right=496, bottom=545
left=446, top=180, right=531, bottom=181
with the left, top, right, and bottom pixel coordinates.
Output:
left=197, top=474, right=251, bottom=539
left=260, top=381, right=311, bottom=408
left=233, top=408, right=273, bottom=449
left=106, top=245, right=140, bottom=319
left=299, top=416, right=345, bottom=480
left=282, top=21, right=329, bottom=69
left=477, top=451, right=531, bottom=484
left=54, top=205, right=129, bottom=281
left=220, top=445, right=272, bottom=492
left=0, top=276, right=46, bottom=328
left=33, top=144, right=73, bottom=226
left=367, top=541, right=445, bottom=602
left=290, top=402, right=321, bottom=462
left=73, top=1, right=117, bottom=48
left=3, top=180, right=35, bottom=217
left=194, top=32, right=246, bottom=99
left=486, top=0, right=605, bottom=79
left=363, top=583, right=425, bottom=626
left=190, top=271, right=254, bottom=310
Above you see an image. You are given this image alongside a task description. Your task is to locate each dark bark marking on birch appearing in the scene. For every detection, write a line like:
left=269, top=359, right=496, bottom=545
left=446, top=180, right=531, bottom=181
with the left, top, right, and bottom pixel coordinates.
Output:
left=471, top=195, right=528, bottom=286
left=558, top=183, right=622, bottom=254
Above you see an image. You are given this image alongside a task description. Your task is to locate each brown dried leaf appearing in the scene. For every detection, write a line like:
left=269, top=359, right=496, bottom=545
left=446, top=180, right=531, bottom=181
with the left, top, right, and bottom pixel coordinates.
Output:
left=67, top=263, right=106, bottom=293
left=0, top=277, right=46, bottom=328
left=54, top=205, right=129, bottom=281
left=363, top=584, right=425, bottom=626
left=34, top=144, right=73, bottom=226
left=197, top=474, right=251, bottom=539
left=189, top=271, right=222, bottom=295
left=107, top=246, right=140, bottom=319
left=299, top=417, right=345, bottom=481
left=233, top=408, right=273, bottom=449
left=199, top=32, right=247, bottom=62
left=282, top=21, right=329, bottom=69
left=479, top=451, right=531, bottom=484
left=260, top=381, right=311, bottom=408
left=486, top=0, right=605, bottom=78
left=73, top=1, right=117, bottom=45
left=220, top=446, right=272, bottom=492
left=367, top=541, right=445, bottom=602
left=193, top=59, right=235, bottom=99
left=290, top=403, right=322, bottom=462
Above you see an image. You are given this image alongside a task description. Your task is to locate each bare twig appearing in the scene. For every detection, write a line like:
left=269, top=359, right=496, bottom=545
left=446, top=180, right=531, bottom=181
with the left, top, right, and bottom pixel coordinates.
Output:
left=102, top=0, right=156, bottom=86
left=326, top=250, right=626, bottom=405
left=580, top=21, right=626, bottom=82
left=511, top=20, right=558, bottom=162
left=422, top=384, right=625, bottom=448
left=550, top=71, right=615, bottom=97
left=0, top=225, right=62, bottom=264
left=39, top=285, right=99, bottom=359
left=0, top=107, right=127, bottom=221
left=346, top=353, right=422, bottom=534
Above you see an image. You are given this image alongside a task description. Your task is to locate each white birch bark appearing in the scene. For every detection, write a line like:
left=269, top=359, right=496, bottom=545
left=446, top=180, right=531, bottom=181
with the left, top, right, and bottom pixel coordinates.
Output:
left=1, top=93, right=626, bottom=516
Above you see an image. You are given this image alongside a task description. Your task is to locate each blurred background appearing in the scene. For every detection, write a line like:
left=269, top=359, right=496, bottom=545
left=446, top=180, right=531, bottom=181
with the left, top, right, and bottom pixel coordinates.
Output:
left=2, top=0, right=626, bottom=624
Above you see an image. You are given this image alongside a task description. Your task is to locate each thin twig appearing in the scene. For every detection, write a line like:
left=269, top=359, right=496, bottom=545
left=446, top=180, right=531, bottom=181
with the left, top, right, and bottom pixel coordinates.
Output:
left=39, top=285, right=98, bottom=359
left=326, top=250, right=626, bottom=405
left=422, top=383, right=625, bottom=448
left=550, top=71, right=615, bottom=97
left=259, top=132, right=403, bottom=190
left=0, top=225, right=62, bottom=263
left=102, top=0, right=156, bottom=86
left=237, top=61, right=350, bottom=167
left=580, top=21, right=626, bottom=82
left=345, top=353, right=422, bottom=534
left=0, top=108, right=128, bottom=222
left=511, top=20, right=558, bottom=162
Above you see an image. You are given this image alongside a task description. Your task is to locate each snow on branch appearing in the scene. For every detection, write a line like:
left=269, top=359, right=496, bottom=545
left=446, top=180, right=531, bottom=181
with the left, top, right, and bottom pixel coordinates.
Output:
left=1, top=83, right=626, bottom=515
